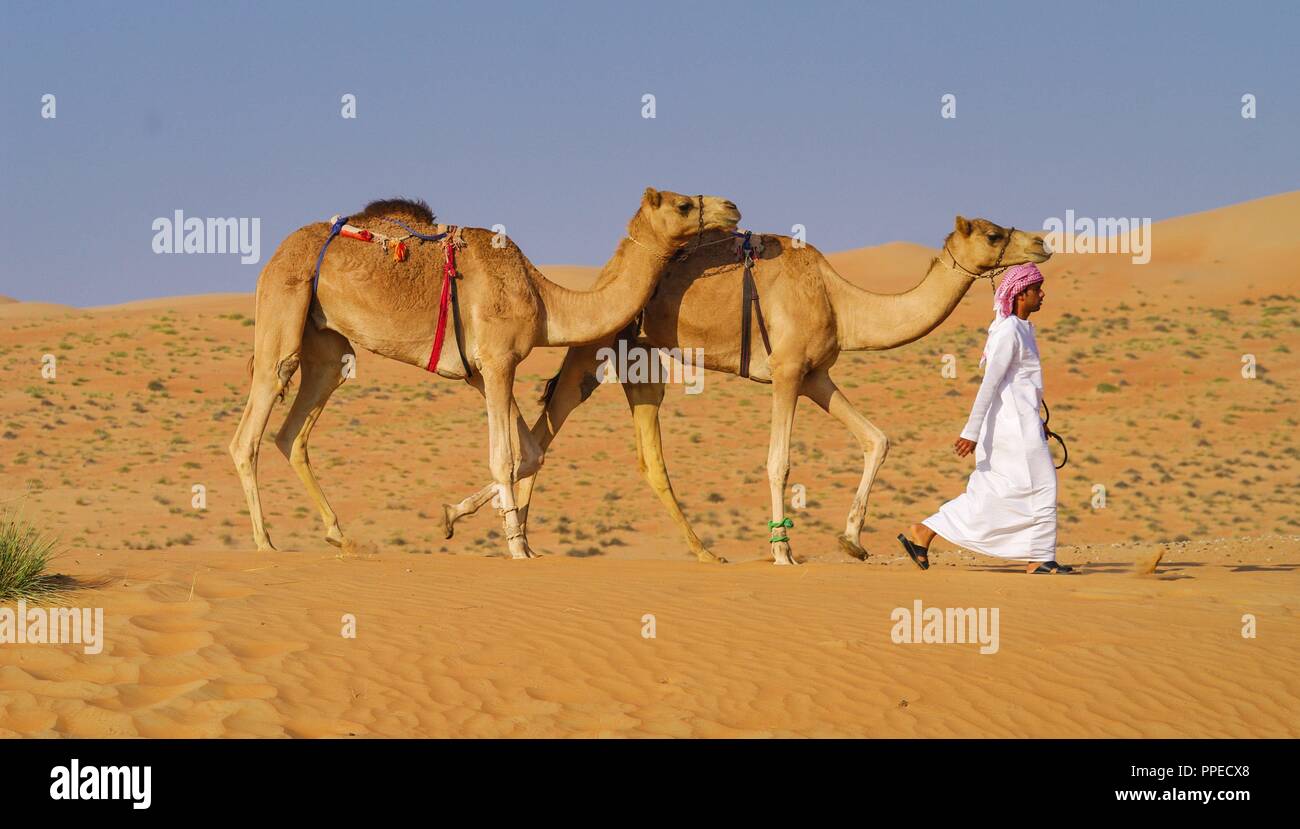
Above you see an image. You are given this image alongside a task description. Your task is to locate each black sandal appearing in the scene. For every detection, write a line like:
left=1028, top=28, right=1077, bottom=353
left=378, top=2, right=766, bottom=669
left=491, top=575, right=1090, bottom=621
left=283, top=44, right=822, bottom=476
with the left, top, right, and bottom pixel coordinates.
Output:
left=1029, top=561, right=1075, bottom=574
left=896, top=534, right=930, bottom=571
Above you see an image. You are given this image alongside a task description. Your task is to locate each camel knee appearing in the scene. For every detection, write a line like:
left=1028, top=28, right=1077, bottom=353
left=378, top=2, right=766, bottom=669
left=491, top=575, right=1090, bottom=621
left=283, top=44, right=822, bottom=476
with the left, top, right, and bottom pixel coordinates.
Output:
left=868, top=430, right=890, bottom=461
left=489, top=449, right=516, bottom=486
left=229, top=440, right=257, bottom=476
left=287, top=439, right=311, bottom=470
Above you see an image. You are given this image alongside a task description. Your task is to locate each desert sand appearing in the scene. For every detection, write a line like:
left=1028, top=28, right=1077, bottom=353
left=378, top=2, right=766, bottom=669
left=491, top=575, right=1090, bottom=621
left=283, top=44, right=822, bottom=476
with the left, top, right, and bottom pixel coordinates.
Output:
left=0, top=192, right=1296, bottom=737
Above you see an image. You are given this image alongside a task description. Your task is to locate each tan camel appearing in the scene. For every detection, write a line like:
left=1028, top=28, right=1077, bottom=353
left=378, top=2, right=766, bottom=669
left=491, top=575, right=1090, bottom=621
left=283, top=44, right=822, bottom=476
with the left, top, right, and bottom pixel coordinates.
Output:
left=444, top=216, right=1050, bottom=564
left=230, top=188, right=741, bottom=558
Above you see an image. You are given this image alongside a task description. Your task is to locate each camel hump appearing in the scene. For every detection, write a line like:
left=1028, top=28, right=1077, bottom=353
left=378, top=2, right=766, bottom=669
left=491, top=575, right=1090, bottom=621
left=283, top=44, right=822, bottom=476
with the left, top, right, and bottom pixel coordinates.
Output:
left=353, top=197, right=437, bottom=227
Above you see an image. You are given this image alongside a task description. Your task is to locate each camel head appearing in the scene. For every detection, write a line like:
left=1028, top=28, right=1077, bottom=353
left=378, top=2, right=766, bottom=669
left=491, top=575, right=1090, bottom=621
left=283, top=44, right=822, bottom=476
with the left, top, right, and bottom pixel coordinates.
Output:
left=633, top=187, right=742, bottom=251
left=945, top=216, right=1051, bottom=274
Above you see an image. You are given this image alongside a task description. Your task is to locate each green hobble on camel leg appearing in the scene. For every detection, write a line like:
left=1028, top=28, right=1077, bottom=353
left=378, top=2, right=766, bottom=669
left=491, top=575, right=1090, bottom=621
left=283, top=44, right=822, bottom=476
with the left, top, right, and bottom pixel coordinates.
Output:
left=765, top=367, right=804, bottom=565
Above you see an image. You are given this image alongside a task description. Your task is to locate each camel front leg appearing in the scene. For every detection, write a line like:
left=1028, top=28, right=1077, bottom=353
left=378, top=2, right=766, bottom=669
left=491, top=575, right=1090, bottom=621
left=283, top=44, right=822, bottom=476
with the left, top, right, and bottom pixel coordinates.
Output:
left=442, top=343, right=607, bottom=537
left=802, top=370, right=888, bottom=560
left=622, top=376, right=725, bottom=563
left=480, top=361, right=536, bottom=559
left=767, top=370, right=803, bottom=565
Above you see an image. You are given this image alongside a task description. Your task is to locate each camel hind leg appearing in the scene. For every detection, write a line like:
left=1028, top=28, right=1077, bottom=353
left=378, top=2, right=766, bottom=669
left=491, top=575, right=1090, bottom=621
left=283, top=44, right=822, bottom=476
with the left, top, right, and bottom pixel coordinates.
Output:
left=621, top=374, right=724, bottom=563
left=229, top=279, right=312, bottom=551
left=801, top=369, right=888, bottom=560
left=274, top=324, right=355, bottom=551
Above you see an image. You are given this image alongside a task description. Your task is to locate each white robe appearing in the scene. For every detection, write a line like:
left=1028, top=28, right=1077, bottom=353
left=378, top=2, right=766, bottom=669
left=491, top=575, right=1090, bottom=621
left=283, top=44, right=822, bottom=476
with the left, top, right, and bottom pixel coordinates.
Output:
left=922, top=315, right=1057, bottom=561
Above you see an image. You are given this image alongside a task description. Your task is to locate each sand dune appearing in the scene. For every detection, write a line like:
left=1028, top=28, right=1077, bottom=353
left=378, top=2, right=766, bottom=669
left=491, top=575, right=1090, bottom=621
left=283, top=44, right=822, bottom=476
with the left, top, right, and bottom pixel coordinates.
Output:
left=0, top=537, right=1294, bottom=738
left=0, top=190, right=1296, bottom=737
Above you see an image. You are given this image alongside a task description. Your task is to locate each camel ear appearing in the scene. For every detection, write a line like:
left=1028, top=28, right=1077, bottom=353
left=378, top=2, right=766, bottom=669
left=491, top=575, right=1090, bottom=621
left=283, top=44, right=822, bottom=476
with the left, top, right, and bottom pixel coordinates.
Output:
left=954, top=215, right=972, bottom=236
left=643, top=187, right=661, bottom=208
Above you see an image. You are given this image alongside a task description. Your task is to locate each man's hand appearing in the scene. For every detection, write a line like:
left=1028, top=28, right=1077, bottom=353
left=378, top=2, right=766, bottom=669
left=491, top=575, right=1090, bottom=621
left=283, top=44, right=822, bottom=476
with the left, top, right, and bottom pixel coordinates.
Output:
left=954, top=437, right=976, bottom=457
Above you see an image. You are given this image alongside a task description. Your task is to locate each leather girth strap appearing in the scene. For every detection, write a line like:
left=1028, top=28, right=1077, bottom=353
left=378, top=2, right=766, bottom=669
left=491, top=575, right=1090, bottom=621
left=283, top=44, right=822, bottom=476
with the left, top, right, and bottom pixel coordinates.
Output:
left=449, top=266, right=472, bottom=379
left=738, top=233, right=772, bottom=379
left=428, top=227, right=474, bottom=379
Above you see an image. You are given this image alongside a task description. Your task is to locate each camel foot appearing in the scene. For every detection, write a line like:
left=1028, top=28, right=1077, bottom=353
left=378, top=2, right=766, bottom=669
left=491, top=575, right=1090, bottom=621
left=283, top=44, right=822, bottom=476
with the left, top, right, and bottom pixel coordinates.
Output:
left=507, top=534, right=543, bottom=560
left=695, top=549, right=728, bottom=564
left=324, top=525, right=349, bottom=548
left=771, top=542, right=799, bottom=566
left=1134, top=548, right=1164, bottom=575
left=440, top=504, right=456, bottom=540
left=255, top=539, right=278, bottom=553
left=326, top=533, right=361, bottom=557
left=838, top=536, right=870, bottom=561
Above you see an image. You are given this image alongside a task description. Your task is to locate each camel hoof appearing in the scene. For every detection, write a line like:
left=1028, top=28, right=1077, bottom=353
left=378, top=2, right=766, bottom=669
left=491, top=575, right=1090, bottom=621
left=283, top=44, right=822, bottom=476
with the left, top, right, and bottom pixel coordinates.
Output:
left=771, top=543, right=799, bottom=566
left=695, top=550, right=727, bottom=564
left=256, top=541, right=277, bottom=553
left=1134, top=548, right=1164, bottom=575
left=441, top=504, right=455, bottom=540
left=838, top=537, right=870, bottom=561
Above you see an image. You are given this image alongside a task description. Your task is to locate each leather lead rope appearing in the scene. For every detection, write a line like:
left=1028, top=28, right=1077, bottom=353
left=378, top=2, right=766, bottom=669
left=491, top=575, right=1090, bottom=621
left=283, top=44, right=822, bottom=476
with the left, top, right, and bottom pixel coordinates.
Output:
left=738, top=231, right=772, bottom=379
left=1041, top=399, right=1069, bottom=469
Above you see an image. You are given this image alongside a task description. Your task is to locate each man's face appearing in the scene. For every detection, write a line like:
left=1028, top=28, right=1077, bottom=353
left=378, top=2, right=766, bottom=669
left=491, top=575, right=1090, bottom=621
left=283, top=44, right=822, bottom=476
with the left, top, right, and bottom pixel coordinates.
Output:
left=1018, top=283, right=1045, bottom=314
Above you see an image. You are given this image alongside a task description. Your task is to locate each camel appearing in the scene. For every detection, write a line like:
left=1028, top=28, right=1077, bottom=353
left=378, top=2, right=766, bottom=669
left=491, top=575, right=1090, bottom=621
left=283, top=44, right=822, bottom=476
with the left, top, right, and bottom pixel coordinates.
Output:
left=229, top=188, right=741, bottom=558
left=444, top=216, right=1051, bottom=564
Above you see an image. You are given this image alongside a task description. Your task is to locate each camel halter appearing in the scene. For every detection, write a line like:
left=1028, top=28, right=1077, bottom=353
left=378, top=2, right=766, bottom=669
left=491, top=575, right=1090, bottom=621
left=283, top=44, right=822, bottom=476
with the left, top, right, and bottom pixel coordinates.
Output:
left=943, top=226, right=1016, bottom=286
left=626, top=195, right=736, bottom=260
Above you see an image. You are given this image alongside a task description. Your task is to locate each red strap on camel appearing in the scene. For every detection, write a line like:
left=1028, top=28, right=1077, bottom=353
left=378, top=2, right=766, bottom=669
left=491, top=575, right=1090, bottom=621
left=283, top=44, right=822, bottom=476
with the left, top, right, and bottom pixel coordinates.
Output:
left=427, top=231, right=458, bottom=372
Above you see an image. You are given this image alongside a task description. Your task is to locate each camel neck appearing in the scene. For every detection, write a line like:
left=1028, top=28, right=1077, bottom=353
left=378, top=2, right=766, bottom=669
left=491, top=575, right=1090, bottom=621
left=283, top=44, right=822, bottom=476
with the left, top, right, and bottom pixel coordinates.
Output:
left=534, top=234, right=675, bottom=347
left=828, top=255, right=977, bottom=351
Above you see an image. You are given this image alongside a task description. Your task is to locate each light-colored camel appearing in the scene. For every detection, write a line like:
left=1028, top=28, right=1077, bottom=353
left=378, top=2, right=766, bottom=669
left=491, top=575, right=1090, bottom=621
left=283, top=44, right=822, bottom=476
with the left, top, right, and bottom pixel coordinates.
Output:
left=229, top=189, right=741, bottom=558
left=445, top=216, right=1050, bottom=564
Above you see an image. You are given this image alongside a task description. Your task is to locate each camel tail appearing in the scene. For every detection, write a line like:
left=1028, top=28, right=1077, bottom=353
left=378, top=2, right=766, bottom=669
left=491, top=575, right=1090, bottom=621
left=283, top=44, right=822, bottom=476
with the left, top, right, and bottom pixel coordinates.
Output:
left=244, top=238, right=314, bottom=406
left=538, top=369, right=562, bottom=405
left=246, top=352, right=295, bottom=403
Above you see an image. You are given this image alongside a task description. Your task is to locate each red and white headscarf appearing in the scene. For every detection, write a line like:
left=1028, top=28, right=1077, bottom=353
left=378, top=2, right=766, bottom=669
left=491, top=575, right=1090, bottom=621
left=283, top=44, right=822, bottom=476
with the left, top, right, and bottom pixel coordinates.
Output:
left=993, top=263, right=1044, bottom=319
left=980, top=263, right=1044, bottom=368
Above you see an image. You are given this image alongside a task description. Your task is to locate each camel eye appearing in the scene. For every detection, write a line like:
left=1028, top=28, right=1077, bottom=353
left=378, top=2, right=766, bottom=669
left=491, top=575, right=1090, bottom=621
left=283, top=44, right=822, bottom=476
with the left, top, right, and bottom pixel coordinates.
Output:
left=986, top=232, right=1000, bottom=242
left=677, top=202, right=693, bottom=214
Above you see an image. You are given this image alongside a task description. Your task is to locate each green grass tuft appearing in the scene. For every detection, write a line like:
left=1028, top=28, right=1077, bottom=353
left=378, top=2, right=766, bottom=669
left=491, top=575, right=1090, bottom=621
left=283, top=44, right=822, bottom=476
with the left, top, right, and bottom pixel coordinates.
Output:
left=0, top=514, right=62, bottom=601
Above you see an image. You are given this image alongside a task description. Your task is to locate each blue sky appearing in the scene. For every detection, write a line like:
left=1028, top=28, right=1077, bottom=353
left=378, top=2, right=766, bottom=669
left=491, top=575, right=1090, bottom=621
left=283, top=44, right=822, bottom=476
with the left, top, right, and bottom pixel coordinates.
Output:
left=2, top=0, right=1296, bottom=305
